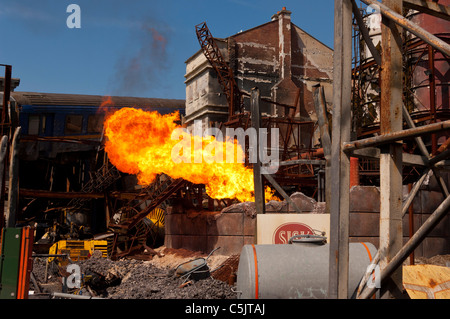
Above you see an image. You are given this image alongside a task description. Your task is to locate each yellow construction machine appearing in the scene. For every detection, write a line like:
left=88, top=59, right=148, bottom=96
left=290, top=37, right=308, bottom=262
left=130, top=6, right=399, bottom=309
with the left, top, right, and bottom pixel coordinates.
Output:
left=48, top=239, right=108, bottom=265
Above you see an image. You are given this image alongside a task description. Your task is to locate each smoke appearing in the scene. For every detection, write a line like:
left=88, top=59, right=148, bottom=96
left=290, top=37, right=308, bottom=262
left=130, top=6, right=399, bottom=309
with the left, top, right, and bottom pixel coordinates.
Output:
left=109, top=21, right=170, bottom=97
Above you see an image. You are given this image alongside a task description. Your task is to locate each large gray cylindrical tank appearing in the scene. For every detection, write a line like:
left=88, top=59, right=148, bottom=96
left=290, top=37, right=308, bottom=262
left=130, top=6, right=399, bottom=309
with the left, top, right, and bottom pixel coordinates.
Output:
left=236, top=242, right=376, bottom=299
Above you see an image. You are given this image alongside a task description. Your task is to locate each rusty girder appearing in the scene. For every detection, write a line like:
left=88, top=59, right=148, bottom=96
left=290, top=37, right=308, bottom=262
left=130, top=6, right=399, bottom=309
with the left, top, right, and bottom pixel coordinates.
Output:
left=195, top=22, right=243, bottom=116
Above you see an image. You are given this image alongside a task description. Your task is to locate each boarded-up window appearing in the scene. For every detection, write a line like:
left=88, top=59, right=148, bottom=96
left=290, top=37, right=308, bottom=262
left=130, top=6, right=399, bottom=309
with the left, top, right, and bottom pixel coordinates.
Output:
left=28, top=115, right=40, bottom=135
left=65, top=115, right=83, bottom=134
left=87, top=114, right=104, bottom=133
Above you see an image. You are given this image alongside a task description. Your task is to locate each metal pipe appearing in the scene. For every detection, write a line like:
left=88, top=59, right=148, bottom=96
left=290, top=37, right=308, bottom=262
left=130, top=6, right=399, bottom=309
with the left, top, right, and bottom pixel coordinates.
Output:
left=32, top=254, right=69, bottom=258
left=401, top=168, right=430, bottom=217
left=2, top=65, right=11, bottom=133
left=350, top=157, right=360, bottom=188
left=343, top=120, right=450, bottom=152
left=263, top=173, right=302, bottom=213
left=408, top=183, right=415, bottom=265
left=358, top=192, right=450, bottom=299
left=52, top=292, right=103, bottom=300
left=402, top=103, right=429, bottom=158
left=428, top=45, right=437, bottom=154
left=360, top=0, right=450, bottom=57
left=429, top=148, right=450, bottom=166
left=357, top=167, right=430, bottom=297
left=402, top=102, right=450, bottom=197
left=436, top=137, right=450, bottom=154
left=403, top=0, right=450, bottom=22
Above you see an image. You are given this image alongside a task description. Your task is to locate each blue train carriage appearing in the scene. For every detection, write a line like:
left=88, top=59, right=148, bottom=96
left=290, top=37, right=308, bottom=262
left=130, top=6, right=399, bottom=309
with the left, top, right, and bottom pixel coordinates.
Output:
left=11, top=92, right=185, bottom=161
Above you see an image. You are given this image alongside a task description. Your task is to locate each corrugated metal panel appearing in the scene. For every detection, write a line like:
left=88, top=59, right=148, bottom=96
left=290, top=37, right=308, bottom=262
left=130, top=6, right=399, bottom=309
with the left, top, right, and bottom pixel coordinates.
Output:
left=11, top=91, right=185, bottom=110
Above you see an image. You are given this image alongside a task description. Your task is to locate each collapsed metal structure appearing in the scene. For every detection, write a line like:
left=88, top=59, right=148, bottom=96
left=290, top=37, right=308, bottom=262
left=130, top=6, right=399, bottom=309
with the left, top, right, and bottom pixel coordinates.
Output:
left=331, top=0, right=450, bottom=299
left=195, top=22, right=327, bottom=207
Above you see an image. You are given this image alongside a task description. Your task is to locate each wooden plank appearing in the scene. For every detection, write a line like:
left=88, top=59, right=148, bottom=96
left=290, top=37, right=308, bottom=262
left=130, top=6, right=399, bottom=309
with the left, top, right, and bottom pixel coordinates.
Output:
left=403, top=265, right=450, bottom=299
left=329, top=0, right=352, bottom=299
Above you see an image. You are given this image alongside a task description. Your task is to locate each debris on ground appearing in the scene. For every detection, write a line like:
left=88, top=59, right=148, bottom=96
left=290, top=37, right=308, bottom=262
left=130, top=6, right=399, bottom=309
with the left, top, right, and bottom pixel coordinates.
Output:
left=30, top=246, right=237, bottom=299
left=415, top=254, right=450, bottom=267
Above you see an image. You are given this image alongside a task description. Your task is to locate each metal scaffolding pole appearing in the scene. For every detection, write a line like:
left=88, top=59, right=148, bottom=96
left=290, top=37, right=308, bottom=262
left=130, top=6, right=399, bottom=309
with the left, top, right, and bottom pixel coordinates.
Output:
left=344, top=0, right=450, bottom=299
left=361, top=0, right=450, bottom=56
left=359, top=192, right=450, bottom=299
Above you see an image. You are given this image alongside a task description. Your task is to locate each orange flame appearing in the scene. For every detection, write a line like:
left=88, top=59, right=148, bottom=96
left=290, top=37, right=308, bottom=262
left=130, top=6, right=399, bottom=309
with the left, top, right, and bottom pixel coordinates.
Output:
left=104, top=107, right=278, bottom=203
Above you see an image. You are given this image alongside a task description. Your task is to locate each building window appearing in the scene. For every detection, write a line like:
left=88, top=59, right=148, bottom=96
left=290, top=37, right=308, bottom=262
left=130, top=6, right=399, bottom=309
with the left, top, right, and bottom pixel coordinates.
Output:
left=87, top=114, right=105, bottom=133
left=65, top=114, right=83, bottom=134
left=41, top=115, right=47, bottom=135
left=28, top=115, right=40, bottom=135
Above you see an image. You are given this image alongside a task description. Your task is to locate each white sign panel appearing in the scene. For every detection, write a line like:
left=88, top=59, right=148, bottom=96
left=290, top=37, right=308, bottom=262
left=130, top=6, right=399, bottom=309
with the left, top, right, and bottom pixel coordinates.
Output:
left=257, top=214, right=330, bottom=245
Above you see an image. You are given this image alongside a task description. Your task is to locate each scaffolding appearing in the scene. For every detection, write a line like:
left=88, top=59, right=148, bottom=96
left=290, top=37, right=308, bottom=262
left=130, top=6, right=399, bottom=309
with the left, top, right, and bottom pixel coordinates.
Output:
left=330, top=0, right=450, bottom=299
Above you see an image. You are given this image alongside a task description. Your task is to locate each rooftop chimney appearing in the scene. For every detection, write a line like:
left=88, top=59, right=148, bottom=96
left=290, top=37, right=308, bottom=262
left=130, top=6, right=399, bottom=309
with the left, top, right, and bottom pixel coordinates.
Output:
left=277, top=7, right=292, bottom=79
left=271, top=7, right=299, bottom=117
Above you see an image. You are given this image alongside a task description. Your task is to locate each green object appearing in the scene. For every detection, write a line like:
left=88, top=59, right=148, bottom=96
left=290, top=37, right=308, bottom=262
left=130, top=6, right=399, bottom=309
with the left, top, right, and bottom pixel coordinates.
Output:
left=0, top=228, right=22, bottom=299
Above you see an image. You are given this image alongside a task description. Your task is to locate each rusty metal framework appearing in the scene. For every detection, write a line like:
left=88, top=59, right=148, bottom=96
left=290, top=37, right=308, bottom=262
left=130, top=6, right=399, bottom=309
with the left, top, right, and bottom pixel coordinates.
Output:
left=331, top=0, right=450, bottom=299
left=196, top=22, right=244, bottom=116
left=352, top=4, right=450, bottom=186
left=196, top=22, right=328, bottom=201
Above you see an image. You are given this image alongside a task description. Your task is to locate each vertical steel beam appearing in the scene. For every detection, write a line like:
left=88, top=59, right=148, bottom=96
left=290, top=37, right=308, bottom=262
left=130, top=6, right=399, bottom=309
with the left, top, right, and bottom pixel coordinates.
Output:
left=329, top=0, right=352, bottom=299
left=251, top=88, right=265, bottom=216
left=2, top=65, right=11, bottom=136
left=379, top=0, right=404, bottom=299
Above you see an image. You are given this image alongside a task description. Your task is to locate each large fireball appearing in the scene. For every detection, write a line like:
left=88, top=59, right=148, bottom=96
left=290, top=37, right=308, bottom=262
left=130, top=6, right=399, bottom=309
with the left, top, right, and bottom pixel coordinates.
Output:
left=104, top=107, right=277, bottom=203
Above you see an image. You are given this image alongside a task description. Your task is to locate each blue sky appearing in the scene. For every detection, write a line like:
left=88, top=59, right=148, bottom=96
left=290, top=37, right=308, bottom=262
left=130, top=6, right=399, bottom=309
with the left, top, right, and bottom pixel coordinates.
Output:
left=0, top=0, right=335, bottom=100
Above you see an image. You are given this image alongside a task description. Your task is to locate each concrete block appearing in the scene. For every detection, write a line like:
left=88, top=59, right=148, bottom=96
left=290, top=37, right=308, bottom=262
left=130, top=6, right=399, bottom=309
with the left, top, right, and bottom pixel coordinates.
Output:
left=207, top=212, right=243, bottom=236
left=179, top=235, right=208, bottom=253
left=182, top=213, right=207, bottom=236
left=206, top=236, right=245, bottom=256
left=349, top=212, right=379, bottom=237
left=421, top=190, right=445, bottom=214
left=165, top=213, right=183, bottom=235
left=350, top=186, right=380, bottom=212
left=243, top=215, right=256, bottom=236
left=289, top=192, right=316, bottom=212
left=421, top=237, right=450, bottom=258
left=420, top=213, right=449, bottom=237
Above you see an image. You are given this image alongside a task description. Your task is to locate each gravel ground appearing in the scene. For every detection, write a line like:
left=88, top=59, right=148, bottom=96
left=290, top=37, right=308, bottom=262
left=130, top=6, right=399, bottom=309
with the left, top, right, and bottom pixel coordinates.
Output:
left=31, top=247, right=237, bottom=299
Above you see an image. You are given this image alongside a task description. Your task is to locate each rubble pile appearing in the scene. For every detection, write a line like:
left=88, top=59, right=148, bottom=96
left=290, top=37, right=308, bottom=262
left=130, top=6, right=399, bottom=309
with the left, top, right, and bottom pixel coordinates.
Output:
left=31, top=247, right=237, bottom=299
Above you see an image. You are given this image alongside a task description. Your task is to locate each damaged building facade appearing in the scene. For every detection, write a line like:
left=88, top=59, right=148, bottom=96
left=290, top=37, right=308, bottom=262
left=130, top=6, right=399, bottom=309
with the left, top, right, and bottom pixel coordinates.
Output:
left=184, top=7, right=333, bottom=146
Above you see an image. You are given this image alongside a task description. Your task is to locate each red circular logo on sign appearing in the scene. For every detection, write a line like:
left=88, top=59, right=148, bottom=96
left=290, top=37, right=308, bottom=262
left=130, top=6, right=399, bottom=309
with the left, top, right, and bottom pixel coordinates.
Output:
left=272, top=222, right=314, bottom=244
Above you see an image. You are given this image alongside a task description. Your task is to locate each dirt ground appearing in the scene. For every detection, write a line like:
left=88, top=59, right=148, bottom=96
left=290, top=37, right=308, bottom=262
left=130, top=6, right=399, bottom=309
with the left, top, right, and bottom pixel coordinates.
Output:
left=31, top=246, right=238, bottom=299
left=30, top=245, right=450, bottom=300
left=414, top=254, right=450, bottom=267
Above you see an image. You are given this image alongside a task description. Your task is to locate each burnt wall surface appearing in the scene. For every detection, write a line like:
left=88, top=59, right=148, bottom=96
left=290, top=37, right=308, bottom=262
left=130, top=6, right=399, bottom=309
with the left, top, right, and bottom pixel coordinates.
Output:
left=165, top=193, right=326, bottom=255
left=165, top=186, right=449, bottom=258
left=349, top=186, right=450, bottom=258
left=184, top=8, right=333, bottom=130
